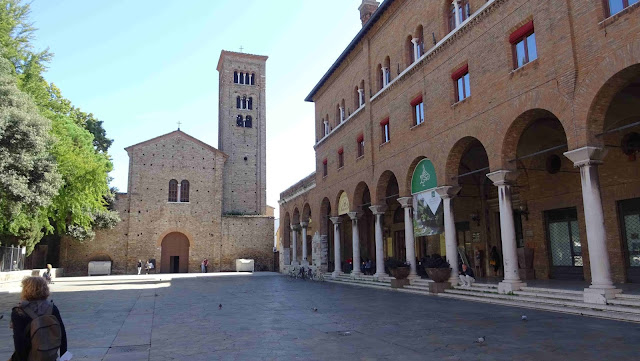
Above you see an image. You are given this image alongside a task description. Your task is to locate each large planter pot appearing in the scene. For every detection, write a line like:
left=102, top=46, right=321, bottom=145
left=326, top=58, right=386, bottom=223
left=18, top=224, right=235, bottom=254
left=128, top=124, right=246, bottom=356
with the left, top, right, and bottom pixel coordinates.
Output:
left=390, top=266, right=410, bottom=280
left=425, top=268, right=451, bottom=283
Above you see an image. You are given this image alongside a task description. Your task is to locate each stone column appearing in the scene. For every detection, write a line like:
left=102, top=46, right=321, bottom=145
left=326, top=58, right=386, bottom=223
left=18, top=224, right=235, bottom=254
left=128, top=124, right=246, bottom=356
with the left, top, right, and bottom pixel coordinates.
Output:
left=435, top=186, right=462, bottom=285
left=358, top=89, right=364, bottom=107
left=486, top=170, right=526, bottom=293
left=369, top=205, right=388, bottom=279
left=291, top=224, right=299, bottom=266
left=564, top=146, right=621, bottom=303
left=330, top=217, right=342, bottom=277
left=453, top=0, right=461, bottom=28
left=300, top=222, right=309, bottom=266
left=411, top=38, right=420, bottom=61
left=348, top=212, right=362, bottom=277
left=397, top=197, right=418, bottom=278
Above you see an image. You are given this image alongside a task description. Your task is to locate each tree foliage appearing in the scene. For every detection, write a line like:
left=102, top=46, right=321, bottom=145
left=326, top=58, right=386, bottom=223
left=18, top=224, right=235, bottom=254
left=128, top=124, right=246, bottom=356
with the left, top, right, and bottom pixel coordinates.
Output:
left=0, top=0, right=119, bottom=250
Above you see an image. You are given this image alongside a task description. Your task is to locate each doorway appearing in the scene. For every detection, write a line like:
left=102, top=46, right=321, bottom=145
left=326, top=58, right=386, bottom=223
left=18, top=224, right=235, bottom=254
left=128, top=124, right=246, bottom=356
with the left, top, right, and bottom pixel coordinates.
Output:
left=170, top=256, right=180, bottom=273
left=619, top=198, right=640, bottom=282
left=545, top=207, right=583, bottom=280
left=160, top=232, right=190, bottom=273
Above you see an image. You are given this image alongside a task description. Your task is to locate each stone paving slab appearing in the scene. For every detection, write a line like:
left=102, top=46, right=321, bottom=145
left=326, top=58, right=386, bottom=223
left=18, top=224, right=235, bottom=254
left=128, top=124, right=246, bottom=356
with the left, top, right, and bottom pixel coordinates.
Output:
left=0, top=272, right=639, bottom=360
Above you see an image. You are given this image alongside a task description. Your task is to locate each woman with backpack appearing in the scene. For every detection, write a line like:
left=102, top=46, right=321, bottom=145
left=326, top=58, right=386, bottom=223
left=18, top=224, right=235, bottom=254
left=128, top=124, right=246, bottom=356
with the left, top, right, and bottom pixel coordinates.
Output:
left=10, top=276, right=67, bottom=361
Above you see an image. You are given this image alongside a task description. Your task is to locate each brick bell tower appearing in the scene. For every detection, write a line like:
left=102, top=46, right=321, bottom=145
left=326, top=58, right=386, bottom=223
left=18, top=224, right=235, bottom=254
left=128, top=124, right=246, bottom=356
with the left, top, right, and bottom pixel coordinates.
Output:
left=216, top=50, right=268, bottom=215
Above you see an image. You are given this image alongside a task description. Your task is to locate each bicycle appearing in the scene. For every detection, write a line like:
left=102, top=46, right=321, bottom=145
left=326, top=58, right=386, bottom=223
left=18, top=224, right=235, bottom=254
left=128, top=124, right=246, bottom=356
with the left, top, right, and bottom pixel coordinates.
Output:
left=311, top=269, right=325, bottom=282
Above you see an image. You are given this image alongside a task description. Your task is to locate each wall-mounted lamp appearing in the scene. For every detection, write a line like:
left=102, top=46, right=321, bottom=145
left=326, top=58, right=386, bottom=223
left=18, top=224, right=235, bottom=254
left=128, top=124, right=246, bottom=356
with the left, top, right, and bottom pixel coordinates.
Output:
left=518, top=203, right=529, bottom=221
left=470, top=213, right=480, bottom=227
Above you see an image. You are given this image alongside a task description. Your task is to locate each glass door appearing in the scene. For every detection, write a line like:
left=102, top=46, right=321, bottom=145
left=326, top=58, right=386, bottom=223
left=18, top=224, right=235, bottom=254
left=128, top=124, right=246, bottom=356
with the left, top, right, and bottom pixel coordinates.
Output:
left=619, top=198, right=640, bottom=282
left=545, top=207, right=583, bottom=280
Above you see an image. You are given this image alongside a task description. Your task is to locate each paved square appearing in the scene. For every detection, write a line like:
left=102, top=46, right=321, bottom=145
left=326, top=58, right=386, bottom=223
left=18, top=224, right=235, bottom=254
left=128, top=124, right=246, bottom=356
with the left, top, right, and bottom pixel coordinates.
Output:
left=1, top=273, right=638, bottom=360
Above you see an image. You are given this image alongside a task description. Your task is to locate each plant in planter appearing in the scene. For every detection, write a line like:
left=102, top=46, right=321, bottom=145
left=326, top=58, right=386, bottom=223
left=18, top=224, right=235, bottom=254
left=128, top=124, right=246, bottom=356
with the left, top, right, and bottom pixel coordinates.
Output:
left=386, top=258, right=411, bottom=279
left=423, top=254, right=451, bottom=283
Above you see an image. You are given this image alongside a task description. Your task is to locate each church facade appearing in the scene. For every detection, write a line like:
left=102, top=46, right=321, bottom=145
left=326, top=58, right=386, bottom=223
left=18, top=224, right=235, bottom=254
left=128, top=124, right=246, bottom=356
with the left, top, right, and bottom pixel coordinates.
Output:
left=61, top=51, right=274, bottom=275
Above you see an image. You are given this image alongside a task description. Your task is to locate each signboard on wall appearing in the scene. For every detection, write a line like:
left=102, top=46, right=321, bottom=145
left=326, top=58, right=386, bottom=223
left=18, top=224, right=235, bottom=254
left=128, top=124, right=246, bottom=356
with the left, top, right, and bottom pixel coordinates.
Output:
left=338, top=192, right=350, bottom=215
left=411, top=159, right=443, bottom=237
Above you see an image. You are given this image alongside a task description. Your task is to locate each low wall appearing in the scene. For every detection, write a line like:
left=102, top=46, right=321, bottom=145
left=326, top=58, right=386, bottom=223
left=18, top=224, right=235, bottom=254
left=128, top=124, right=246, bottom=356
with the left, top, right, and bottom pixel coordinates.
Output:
left=0, top=268, right=64, bottom=289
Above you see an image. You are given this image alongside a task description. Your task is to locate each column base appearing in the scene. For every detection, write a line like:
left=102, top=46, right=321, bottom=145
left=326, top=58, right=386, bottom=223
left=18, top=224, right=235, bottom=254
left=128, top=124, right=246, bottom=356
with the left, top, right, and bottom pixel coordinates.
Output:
left=291, top=261, right=299, bottom=266
left=332, top=271, right=342, bottom=278
left=373, top=272, right=389, bottom=280
left=301, top=260, right=309, bottom=266
left=408, top=273, right=420, bottom=280
left=448, top=276, right=459, bottom=286
left=498, top=281, right=526, bottom=294
left=583, top=287, right=622, bottom=304
left=350, top=271, right=362, bottom=278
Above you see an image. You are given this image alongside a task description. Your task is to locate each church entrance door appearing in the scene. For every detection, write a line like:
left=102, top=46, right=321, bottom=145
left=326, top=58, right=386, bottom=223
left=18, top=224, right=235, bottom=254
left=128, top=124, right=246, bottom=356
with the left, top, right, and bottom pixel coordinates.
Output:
left=161, top=232, right=190, bottom=273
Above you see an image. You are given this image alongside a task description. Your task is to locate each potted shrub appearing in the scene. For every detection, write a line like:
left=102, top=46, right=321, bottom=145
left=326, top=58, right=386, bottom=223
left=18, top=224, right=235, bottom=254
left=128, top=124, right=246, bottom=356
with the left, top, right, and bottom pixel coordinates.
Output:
left=386, top=258, right=411, bottom=280
left=423, top=254, right=451, bottom=283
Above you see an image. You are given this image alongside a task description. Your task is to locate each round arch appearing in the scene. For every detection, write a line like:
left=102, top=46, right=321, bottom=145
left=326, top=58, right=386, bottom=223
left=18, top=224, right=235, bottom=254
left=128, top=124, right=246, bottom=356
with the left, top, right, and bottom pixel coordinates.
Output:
left=156, top=228, right=195, bottom=247
left=160, top=232, right=190, bottom=273
left=445, top=136, right=490, bottom=185
left=375, top=170, right=399, bottom=204
left=352, top=181, right=371, bottom=210
left=302, top=203, right=312, bottom=223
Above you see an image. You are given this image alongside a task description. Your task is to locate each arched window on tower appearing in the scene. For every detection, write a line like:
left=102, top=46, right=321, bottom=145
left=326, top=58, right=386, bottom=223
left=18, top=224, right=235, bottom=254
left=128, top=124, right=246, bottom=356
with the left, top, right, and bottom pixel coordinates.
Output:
left=248, top=97, right=253, bottom=110
left=234, top=71, right=238, bottom=84
left=180, top=180, right=189, bottom=202
left=236, top=115, right=244, bottom=127
left=245, top=115, right=253, bottom=128
left=242, top=95, right=247, bottom=109
left=245, top=73, right=250, bottom=85
left=240, top=72, right=245, bottom=84
left=168, top=179, right=178, bottom=202
left=250, top=73, right=255, bottom=85
left=236, top=96, right=241, bottom=109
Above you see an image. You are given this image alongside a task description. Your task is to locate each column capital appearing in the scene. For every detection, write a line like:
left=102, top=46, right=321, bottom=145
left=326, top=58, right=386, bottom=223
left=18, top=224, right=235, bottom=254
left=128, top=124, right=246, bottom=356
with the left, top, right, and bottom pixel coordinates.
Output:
left=369, top=205, right=387, bottom=215
left=486, top=170, right=518, bottom=186
left=347, top=211, right=361, bottom=220
left=291, top=224, right=301, bottom=231
left=397, top=197, right=413, bottom=208
left=300, top=221, right=308, bottom=228
left=563, top=146, right=607, bottom=167
left=329, top=216, right=342, bottom=225
left=411, top=38, right=420, bottom=44
left=435, top=186, right=461, bottom=199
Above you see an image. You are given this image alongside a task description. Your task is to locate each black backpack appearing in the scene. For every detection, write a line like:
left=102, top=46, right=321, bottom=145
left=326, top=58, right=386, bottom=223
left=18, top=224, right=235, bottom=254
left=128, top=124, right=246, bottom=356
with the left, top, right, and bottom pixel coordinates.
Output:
left=21, top=301, right=62, bottom=361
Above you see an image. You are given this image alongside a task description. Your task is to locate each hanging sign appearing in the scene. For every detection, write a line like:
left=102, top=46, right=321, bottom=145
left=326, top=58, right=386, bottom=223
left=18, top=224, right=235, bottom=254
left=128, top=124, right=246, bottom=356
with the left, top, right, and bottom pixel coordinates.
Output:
left=411, top=159, right=437, bottom=194
left=411, top=159, right=443, bottom=237
left=338, top=192, right=350, bottom=215
left=413, top=190, right=443, bottom=237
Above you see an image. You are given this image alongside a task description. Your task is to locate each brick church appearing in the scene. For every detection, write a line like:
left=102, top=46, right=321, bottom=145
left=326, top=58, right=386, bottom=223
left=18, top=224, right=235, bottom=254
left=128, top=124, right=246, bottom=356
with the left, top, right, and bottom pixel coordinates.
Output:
left=61, top=50, right=274, bottom=275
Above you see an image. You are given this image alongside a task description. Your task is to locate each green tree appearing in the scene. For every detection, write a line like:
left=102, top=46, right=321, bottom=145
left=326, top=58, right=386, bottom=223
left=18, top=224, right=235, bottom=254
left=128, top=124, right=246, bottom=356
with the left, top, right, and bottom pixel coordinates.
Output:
left=0, top=57, right=61, bottom=251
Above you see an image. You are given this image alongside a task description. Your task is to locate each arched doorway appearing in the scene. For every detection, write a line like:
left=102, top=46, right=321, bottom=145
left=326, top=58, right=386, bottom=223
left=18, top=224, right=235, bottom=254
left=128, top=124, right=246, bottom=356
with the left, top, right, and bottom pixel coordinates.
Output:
left=161, top=232, right=190, bottom=273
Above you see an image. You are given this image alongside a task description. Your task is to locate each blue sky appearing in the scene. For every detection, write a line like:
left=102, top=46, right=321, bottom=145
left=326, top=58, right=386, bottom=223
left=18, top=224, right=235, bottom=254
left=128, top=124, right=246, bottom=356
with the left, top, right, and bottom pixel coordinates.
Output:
left=28, top=0, right=366, bottom=218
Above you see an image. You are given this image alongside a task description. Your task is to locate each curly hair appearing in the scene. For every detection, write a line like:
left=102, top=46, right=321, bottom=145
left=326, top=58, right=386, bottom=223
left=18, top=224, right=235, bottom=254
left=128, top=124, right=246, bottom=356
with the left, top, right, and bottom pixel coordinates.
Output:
left=20, top=276, right=50, bottom=301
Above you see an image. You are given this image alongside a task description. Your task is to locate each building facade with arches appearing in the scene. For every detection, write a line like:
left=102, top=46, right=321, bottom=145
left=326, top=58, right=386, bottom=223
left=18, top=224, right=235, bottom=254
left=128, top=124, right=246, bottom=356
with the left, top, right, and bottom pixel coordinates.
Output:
left=61, top=50, right=274, bottom=275
left=279, top=0, right=640, bottom=303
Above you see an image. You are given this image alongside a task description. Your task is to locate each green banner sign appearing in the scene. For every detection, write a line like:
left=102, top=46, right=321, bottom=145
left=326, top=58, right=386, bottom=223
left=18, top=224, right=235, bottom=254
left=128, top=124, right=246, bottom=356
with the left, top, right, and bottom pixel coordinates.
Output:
left=411, top=159, right=437, bottom=194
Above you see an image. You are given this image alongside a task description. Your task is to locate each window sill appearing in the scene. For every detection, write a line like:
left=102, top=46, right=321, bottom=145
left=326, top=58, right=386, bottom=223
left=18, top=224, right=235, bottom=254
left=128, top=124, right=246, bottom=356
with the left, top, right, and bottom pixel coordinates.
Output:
left=379, top=140, right=390, bottom=149
left=356, top=155, right=364, bottom=161
left=322, top=175, right=328, bottom=180
left=599, top=2, right=640, bottom=28
left=168, top=201, right=190, bottom=204
left=410, top=121, right=425, bottom=131
left=510, top=58, right=538, bottom=76
left=452, top=96, right=470, bottom=108
left=337, top=166, right=344, bottom=171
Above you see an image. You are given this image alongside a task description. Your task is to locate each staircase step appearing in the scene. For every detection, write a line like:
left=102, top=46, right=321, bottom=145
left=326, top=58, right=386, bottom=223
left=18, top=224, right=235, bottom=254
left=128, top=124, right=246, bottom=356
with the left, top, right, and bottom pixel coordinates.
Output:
left=520, top=286, right=583, bottom=295
left=453, top=285, right=499, bottom=293
left=325, top=278, right=392, bottom=290
left=437, top=292, right=640, bottom=323
left=444, top=289, right=640, bottom=315
left=514, top=290, right=584, bottom=302
left=403, top=285, right=432, bottom=292
left=616, top=293, right=640, bottom=301
left=608, top=298, right=640, bottom=308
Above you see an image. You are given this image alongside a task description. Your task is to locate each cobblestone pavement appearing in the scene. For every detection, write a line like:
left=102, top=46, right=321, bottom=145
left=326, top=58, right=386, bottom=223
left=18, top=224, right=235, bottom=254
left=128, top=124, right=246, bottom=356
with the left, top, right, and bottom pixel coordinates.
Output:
left=0, top=272, right=638, bottom=360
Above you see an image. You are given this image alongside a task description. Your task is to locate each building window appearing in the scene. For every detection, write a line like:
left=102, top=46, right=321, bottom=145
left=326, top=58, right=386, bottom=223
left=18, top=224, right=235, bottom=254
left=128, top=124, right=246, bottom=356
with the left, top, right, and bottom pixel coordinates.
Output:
left=250, top=73, right=255, bottom=85
left=239, top=72, right=245, bottom=85
left=180, top=180, right=189, bottom=202
left=322, top=158, right=328, bottom=177
left=245, top=115, right=253, bottom=128
left=411, top=95, right=424, bottom=125
left=357, top=134, right=364, bottom=158
left=234, top=71, right=238, bottom=84
left=241, top=96, right=247, bottom=109
left=168, top=179, right=178, bottom=202
left=380, top=118, right=390, bottom=144
left=236, top=96, right=241, bottom=109
left=452, top=64, right=470, bottom=102
left=448, top=0, right=470, bottom=32
left=248, top=97, right=253, bottom=110
left=337, top=147, right=344, bottom=168
left=510, top=21, right=537, bottom=69
left=606, top=0, right=639, bottom=16
left=244, top=73, right=250, bottom=85
left=236, top=115, right=244, bottom=127
left=323, top=119, right=329, bottom=136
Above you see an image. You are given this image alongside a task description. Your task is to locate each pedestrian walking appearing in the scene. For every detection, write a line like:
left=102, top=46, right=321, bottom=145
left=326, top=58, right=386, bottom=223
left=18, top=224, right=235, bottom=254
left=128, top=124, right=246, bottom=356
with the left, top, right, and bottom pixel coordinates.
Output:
left=10, top=276, right=68, bottom=361
left=43, top=264, right=54, bottom=284
left=137, top=260, right=142, bottom=275
left=203, top=259, right=209, bottom=273
left=201, top=260, right=205, bottom=273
